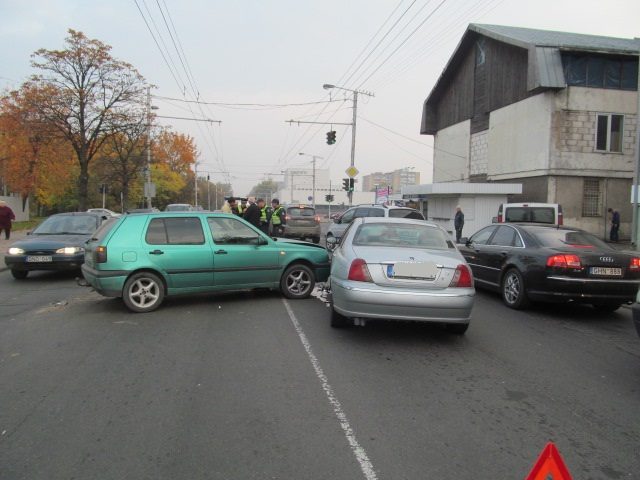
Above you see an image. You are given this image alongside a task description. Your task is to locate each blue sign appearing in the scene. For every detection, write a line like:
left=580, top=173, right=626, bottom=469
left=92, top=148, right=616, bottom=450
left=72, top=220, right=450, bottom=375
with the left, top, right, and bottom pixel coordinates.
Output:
left=308, top=196, right=313, bottom=201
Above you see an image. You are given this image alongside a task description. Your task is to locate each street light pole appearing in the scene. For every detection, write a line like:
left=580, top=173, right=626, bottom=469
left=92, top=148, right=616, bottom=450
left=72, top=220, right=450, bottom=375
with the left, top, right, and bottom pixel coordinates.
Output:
left=145, top=86, right=152, bottom=209
left=299, top=152, right=322, bottom=209
left=322, top=84, right=374, bottom=206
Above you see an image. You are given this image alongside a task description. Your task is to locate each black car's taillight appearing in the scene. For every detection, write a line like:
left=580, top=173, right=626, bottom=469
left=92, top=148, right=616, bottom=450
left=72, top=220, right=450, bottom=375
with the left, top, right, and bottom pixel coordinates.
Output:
left=95, top=246, right=108, bottom=263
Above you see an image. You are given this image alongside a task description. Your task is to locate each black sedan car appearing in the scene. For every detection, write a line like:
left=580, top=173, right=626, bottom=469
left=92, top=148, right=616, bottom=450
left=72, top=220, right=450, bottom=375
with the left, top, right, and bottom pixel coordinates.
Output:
left=458, top=223, right=640, bottom=311
left=4, top=212, right=108, bottom=279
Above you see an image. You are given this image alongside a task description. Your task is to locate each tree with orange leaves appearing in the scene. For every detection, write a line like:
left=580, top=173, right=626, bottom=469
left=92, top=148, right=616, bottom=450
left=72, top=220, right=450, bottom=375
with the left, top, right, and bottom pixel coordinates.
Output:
left=26, top=29, right=147, bottom=210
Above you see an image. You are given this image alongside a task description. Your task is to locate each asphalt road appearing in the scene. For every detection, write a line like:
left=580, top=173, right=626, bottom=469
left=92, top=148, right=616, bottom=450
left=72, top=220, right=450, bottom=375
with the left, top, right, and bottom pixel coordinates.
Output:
left=1, top=270, right=639, bottom=480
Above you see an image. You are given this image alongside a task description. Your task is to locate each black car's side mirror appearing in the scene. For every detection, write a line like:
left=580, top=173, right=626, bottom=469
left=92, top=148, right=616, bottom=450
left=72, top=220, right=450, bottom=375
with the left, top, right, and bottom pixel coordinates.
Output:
left=459, top=237, right=469, bottom=245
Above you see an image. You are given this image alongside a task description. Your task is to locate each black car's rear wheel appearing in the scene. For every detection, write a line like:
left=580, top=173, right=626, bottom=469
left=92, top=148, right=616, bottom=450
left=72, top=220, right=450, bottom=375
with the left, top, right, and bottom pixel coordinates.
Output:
left=592, top=303, right=622, bottom=313
left=280, top=264, right=315, bottom=299
left=501, top=268, right=530, bottom=310
left=123, top=271, right=165, bottom=313
left=11, top=269, right=28, bottom=280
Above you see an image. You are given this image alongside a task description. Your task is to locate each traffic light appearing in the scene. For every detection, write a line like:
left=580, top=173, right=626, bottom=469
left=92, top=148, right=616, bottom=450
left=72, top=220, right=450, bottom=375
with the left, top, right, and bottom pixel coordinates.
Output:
left=348, top=178, right=355, bottom=192
left=325, top=194, right=334, bottom=202
left=342, top=178, right=349, bottom=191
left=326, top=130, right=336, bottom=145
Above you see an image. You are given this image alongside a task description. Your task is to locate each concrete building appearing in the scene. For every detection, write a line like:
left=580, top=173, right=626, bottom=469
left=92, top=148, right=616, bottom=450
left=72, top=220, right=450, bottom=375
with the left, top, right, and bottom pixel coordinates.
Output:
left=420, top=24, right=639, bottom=238
left=362, top=168, right=421, bottom=193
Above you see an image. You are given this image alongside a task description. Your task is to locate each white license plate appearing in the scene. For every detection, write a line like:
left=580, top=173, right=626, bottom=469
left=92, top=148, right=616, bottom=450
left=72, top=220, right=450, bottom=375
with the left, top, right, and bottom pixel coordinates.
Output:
left=590, top=267, right=622, bottom=276
left=388, top=262, right=438, bottom=279
left=26, top=255, right=53, bottom=263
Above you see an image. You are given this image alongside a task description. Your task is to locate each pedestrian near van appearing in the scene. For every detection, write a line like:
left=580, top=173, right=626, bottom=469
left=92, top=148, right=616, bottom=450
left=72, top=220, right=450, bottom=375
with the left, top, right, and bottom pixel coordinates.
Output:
left=608, top=207, right=620, bottom=242
left=0, top=200, right=16, bottom=240
left=454, top=205, right=464, bottom=243
left=270, top=198, right=286, bottom=237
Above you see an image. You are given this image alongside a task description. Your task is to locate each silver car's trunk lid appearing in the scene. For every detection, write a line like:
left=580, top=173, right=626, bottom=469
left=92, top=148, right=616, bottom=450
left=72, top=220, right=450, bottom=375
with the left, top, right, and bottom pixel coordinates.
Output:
left=351, top=246, right=464, bottom=289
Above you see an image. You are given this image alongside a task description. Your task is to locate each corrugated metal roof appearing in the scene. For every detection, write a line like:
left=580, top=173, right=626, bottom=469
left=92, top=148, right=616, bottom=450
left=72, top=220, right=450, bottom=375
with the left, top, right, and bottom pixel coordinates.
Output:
left=471, top=24, right=640, bottom=54
left=530, top=47, right=565, bottom=90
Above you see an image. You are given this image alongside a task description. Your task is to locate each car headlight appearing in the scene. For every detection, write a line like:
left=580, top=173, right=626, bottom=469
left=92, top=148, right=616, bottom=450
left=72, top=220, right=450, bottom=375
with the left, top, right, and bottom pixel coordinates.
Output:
left=56, top=246, right=85, bottom=255
left=8, top=247, right=25, bottom=255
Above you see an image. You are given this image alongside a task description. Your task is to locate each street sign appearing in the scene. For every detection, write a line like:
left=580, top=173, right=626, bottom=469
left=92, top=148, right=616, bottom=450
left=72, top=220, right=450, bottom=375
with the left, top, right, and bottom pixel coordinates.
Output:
left=144, top=182, right=156, bottom=198
left=308, top=196, right=313, bottom=201
left=345, top=166, right=359, bottom=178
left=525, top=443, right=573, bottom=480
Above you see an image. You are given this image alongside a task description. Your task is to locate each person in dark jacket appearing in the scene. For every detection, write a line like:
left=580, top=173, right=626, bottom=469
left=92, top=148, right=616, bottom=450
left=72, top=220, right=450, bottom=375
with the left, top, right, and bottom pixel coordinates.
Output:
left=243, top=196, right=261, bottom=228
left=0, top=200, right=16, bottom=240
left=608, top=207, right=620, bottom=242
left=454, top=205, right=464, bottom=243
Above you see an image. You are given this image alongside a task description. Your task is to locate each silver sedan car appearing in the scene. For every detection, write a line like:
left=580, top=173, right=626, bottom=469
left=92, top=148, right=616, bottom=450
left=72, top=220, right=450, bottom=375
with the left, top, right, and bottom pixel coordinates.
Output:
left=328, top=218, right=475, bottom=333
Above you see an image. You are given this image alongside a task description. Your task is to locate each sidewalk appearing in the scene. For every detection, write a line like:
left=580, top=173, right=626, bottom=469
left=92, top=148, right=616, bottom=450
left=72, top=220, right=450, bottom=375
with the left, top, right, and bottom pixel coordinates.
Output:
left=0, top=229, right=29, bottom=272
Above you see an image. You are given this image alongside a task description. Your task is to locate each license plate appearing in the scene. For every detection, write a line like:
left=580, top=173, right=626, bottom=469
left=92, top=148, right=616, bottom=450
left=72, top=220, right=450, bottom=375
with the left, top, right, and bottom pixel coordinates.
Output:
left=590, top=267, right=622, bottom=276
left=388, top=262, right=438, bottom=279
left=26, top=255, right=53, bottom=263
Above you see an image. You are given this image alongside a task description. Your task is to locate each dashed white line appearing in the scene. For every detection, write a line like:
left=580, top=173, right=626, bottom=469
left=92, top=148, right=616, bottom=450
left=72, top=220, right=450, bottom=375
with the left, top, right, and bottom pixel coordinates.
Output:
left=282, top=298, right=378, bottom=480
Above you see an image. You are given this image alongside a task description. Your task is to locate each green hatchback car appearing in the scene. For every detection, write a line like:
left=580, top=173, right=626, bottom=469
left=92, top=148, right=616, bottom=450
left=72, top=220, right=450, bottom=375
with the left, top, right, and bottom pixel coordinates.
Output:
left=81, top=212, right=330, bottom=313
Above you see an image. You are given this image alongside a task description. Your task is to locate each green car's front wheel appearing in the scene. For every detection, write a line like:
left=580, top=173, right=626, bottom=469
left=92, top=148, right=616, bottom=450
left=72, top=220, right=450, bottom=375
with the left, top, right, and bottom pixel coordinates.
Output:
left=281, top=264, right=315, bottom=299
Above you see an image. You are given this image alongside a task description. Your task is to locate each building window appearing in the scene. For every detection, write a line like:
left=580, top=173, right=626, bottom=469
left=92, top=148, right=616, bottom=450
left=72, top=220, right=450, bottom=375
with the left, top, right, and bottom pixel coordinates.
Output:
left=595, top=114, right=623, bottom=152
left=582, top=178, right=602, bottom=217
left=562, top=53, right=638, bottom=91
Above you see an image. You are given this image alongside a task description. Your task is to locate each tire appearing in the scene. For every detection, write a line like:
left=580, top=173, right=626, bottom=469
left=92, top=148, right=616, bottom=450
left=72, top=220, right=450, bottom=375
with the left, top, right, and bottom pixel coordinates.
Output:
left=501, top=268, right=530, bottom=310
left=445, top=322, right=469, bottom=335
left=329, top=292, right=351, bottom=328
left=11, top=269, right=28, bottom=280
left=280, top=264, right=315, bottom=299
left=592, top=304, right=621, bottom=313
left=312, top=236, right=320, bottom=244
left=122, top=271, right=165, bottom=313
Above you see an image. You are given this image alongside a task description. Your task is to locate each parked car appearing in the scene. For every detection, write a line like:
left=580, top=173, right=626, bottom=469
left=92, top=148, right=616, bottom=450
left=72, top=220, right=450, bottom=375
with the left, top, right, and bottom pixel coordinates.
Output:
left=496, top=203, right=563, bottom=225
left=87, top=208, right=121, bottom=217
left=165, top=203, right=193, bottom=212
left=4, top=212, right=108, bottom=279
left=281, top=205, right=321, bottom=243
left=327, top=217, right=475, bottom=333
left=126, top=208, right=160, bottom=214
left=326, top=204, right=424, bottom=243
left=81, top=212, right=330, bottom=313
left=458, top=223, right=640, bottom=310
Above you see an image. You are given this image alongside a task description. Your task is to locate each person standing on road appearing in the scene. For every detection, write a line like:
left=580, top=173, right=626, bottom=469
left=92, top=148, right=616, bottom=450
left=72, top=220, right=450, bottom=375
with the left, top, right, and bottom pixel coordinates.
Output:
left=608, top=207, right=620, bottom=242
left=221, top=197, right=243, bottom=216
left=243, top=196, right=261, bottom=229
left=0, top=200, right=16, bottom=240
left=454, top=205, right=464, bottom=243
left=270, top=198, right=286, bottom=237
left=257, top=198, right=270, bottom=234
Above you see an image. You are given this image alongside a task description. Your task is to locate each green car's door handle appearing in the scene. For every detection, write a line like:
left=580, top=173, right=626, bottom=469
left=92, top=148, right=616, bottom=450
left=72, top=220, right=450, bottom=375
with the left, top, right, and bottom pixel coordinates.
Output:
left=149, top=249, right=164, bottom=255
left=215, top=249, right=228, bottom=254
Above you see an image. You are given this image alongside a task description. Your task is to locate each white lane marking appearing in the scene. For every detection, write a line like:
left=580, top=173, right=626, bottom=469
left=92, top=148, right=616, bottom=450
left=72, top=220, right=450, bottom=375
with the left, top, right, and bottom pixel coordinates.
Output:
left=282, top=299, right=378, bottom=480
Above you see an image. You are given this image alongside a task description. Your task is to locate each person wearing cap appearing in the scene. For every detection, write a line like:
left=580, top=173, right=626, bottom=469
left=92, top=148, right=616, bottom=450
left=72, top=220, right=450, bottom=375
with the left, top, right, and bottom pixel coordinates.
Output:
left=454, top=205, right=464, bottom=243
left=269, top=198, right=286, bottom=237
left=0, top=200, right=16, bottom=240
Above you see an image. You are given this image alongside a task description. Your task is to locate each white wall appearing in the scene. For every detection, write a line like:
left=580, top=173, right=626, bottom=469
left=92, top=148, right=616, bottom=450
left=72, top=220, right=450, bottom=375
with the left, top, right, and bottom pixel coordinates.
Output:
left=488, top=93, right=554, bottom=179
left=433, top=120, right=470, bottom=182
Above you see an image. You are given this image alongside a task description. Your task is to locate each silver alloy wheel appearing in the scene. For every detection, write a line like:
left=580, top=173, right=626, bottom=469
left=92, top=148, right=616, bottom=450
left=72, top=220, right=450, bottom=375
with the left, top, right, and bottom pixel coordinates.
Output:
left=128, top=277, right=161, bottom=309
left=503, top=271, right=521, bottom=305
left=285, top=267, right=312, bottom=296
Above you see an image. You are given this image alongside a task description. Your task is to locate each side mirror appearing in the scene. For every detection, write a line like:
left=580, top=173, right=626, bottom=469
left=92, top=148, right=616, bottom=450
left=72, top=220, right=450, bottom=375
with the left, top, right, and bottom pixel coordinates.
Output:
left=491, top=216, right=498, bottom=223
left=458, top=237, right=469, bottom=245
left=326, top=236, right=338, bottom=251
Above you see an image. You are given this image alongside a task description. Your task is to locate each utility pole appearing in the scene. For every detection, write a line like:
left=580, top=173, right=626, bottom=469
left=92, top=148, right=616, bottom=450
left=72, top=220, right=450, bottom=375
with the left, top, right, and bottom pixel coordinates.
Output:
left=631, top=48, right=640, bottom=248
left=299, top=152, right=322, bottom=209
left=194, top=162, right=198, bottom=207
left=145, top=86, right=152, bottom=209
left=349, top=91, right=358, bottom=207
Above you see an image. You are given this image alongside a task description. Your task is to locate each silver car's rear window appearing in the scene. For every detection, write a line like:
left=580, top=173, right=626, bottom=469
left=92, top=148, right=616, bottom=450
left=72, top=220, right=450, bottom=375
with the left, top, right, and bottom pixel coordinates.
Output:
left=353, top=223, right=452, bottom=249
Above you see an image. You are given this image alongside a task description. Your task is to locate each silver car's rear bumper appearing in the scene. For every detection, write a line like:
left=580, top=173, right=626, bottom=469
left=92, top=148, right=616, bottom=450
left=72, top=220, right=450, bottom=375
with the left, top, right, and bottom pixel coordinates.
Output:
left=331, top=279, right=474, bottom=323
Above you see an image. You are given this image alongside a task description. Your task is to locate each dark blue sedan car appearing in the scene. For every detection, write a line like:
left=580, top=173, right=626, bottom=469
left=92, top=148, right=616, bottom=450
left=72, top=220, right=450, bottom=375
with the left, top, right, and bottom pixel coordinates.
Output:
left=4, top=212, right=107, bottom=279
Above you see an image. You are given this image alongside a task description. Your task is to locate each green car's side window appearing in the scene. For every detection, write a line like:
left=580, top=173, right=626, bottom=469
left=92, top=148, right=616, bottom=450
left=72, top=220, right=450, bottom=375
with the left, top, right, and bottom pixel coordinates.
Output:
left=208, top=217, right=261, bottom=245
left=145, top=217, right=205, bottom=245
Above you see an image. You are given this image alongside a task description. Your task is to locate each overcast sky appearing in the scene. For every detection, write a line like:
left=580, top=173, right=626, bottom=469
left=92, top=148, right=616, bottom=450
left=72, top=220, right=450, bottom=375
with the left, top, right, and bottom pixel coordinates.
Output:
left=1, top=0, right=639, bottom=197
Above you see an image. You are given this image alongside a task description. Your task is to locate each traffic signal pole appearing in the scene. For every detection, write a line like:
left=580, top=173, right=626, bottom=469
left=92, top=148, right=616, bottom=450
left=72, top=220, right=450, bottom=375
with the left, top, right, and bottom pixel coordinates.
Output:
left=349, top=91, right=358, bottom=206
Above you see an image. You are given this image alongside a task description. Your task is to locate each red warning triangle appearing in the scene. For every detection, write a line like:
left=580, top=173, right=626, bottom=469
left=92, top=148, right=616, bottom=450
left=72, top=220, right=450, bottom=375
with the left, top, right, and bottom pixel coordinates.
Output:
left=525, top=442, right=573, bottom=480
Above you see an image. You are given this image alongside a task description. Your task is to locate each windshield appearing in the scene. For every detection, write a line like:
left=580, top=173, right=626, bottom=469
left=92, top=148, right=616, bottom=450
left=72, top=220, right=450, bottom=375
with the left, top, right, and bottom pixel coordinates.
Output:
left=33, top=215, right=99, bottom=235
left=353, top=223, right=453, bottom=249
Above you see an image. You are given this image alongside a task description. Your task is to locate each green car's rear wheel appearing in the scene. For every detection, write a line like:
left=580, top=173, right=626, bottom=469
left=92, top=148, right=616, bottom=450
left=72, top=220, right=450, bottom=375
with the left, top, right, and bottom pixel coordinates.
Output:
left=123, top=271, right=165, bottom=313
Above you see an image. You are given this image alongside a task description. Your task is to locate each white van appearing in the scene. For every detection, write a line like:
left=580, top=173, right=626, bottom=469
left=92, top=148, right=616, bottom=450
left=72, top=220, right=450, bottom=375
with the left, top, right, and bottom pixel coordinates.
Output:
left=496, top=203, right=563, bottom=225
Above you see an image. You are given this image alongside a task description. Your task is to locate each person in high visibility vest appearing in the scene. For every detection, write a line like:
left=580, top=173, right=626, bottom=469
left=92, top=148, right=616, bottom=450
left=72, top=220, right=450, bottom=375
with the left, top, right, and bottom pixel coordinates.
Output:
left=221, top=197, right=243, bottom=216
left=270, top=198, right=286, bottom=237
left=257, top=198, right=270, bottom=234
